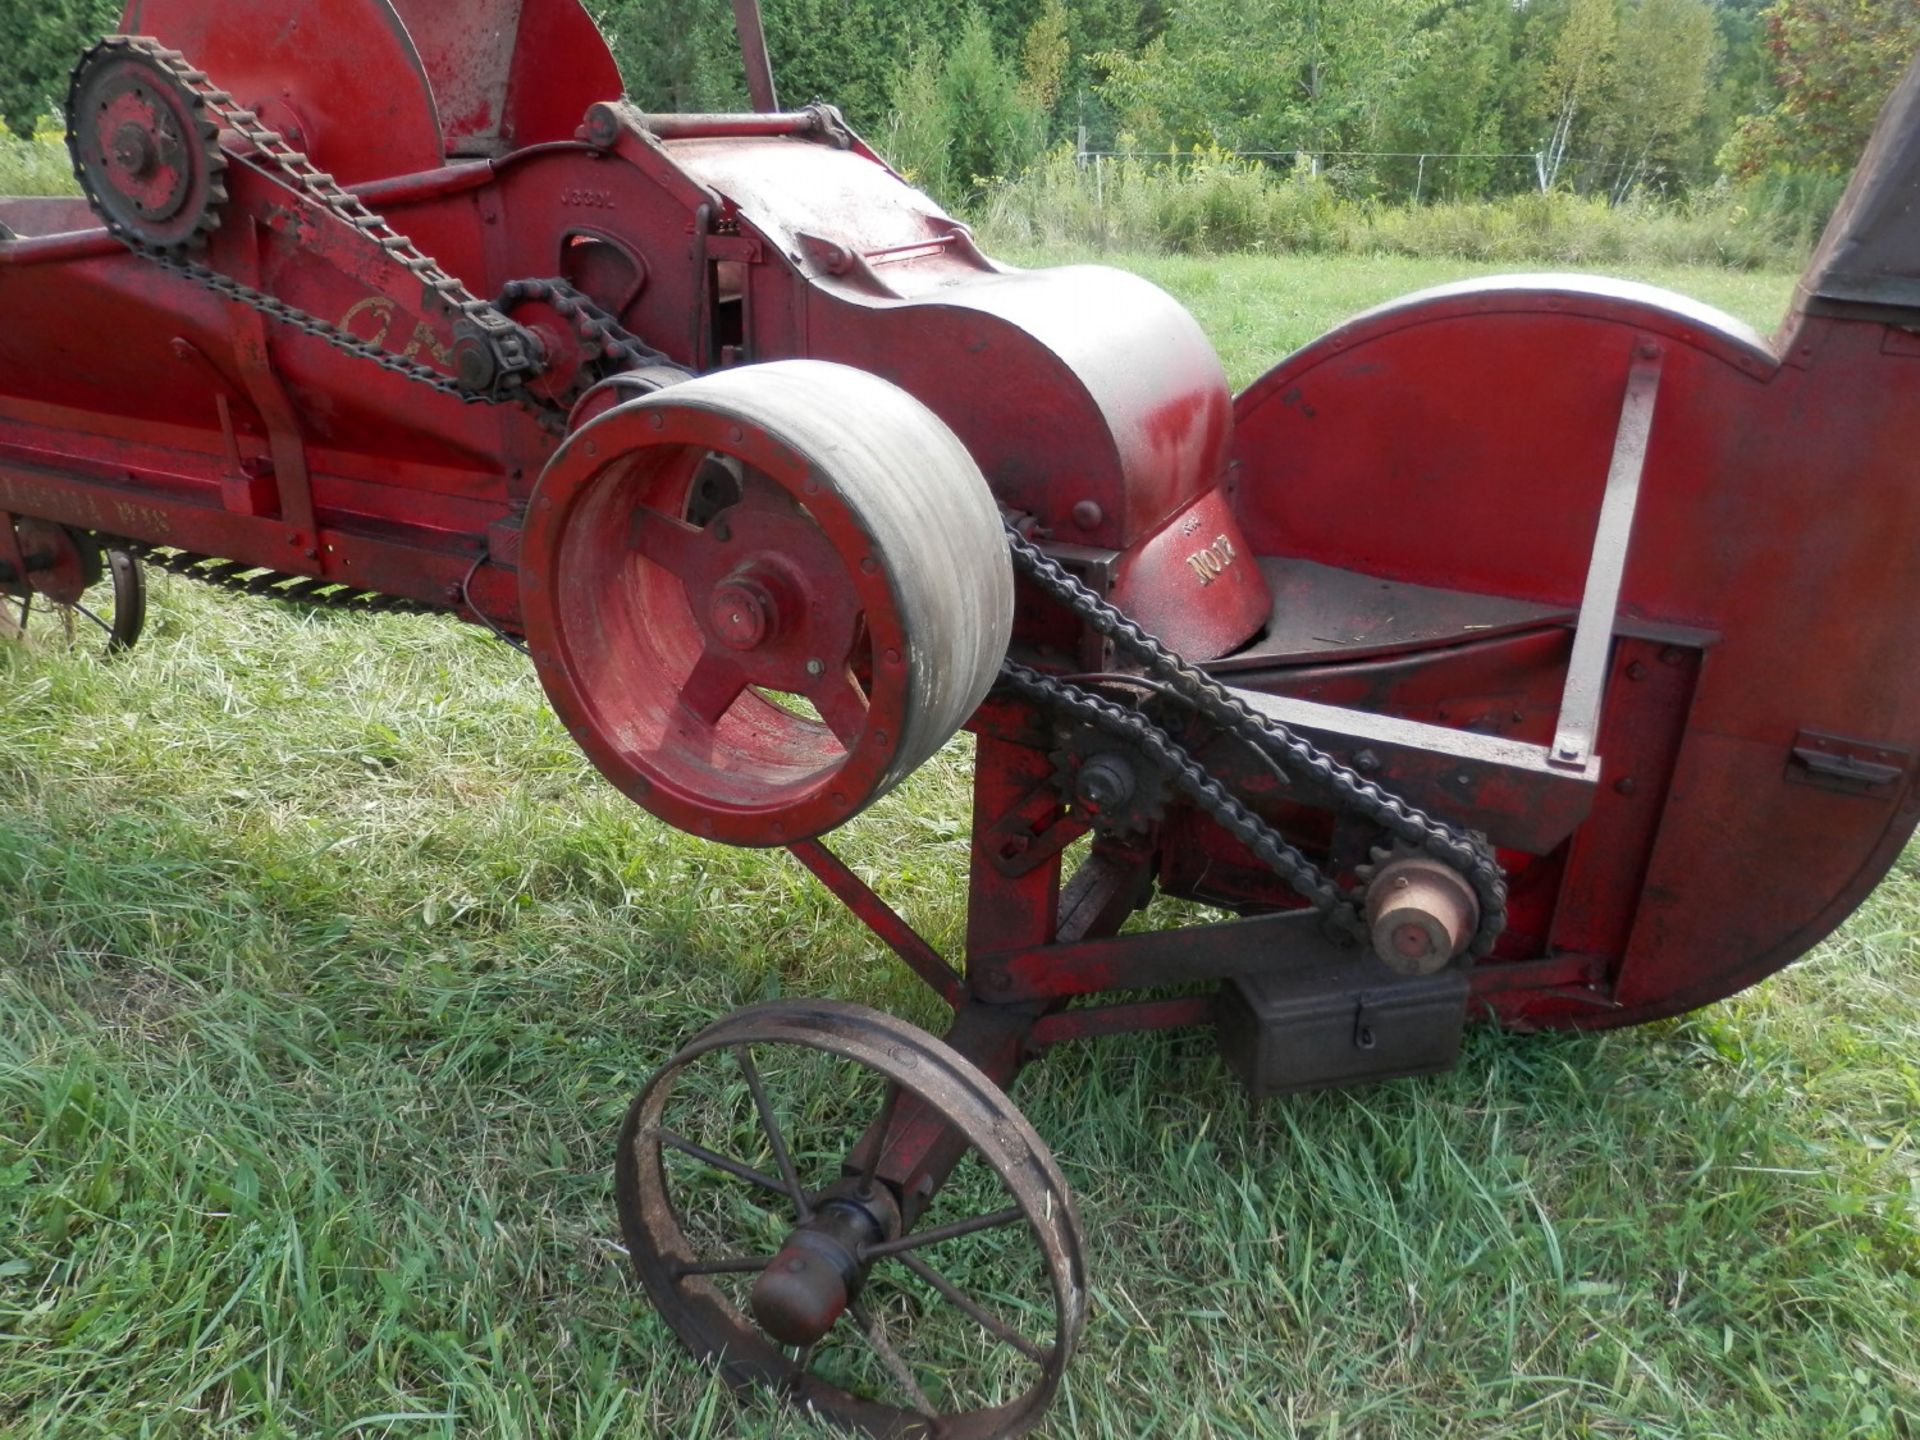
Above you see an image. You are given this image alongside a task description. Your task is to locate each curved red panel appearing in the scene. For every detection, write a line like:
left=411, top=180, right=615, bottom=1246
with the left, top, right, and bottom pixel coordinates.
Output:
left=1232, top=277, right=1920, bottom=1027
left=121, top=0, right=444, bottom=183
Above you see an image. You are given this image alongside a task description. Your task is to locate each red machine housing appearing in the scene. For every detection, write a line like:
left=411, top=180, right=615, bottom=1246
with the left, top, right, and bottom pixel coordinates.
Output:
left=8, top=3, right=1920, bottom=1432
left=2, top=0, right=1916, bottom=1036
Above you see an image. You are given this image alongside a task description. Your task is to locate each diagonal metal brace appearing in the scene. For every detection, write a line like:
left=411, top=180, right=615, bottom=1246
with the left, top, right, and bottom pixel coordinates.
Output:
left=1551, top=342, right=1665, bottom=770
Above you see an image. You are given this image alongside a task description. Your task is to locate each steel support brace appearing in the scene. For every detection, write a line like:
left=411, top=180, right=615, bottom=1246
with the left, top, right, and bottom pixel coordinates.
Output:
left=1552, top=343, right=1665, bottom=769
left=787, top=839, right=965, bottom=1008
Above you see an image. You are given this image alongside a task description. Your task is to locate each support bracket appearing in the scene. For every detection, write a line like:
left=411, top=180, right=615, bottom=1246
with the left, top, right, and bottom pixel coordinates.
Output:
left=1551, top=341, right=1665, bottom=770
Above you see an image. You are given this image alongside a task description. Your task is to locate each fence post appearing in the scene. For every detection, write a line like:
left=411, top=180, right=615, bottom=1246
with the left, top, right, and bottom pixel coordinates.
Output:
left=1414, top=153, right=1427, bottom=204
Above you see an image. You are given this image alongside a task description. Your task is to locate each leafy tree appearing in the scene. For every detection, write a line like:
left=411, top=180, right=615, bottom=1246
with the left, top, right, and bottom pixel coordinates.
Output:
left=1377, top=0, right=1524, bottom=198
left=1592, top=0, right=1721, bottom=196
left=1531, top=0, right=1617, bottom=188
left=2, top=0, right=121, bottom=139
left=585, top=0, right=744, bottom=112
left=1097, top=0, right=1437, bottom=161
left=1722, top=0, right=1920, bottom=176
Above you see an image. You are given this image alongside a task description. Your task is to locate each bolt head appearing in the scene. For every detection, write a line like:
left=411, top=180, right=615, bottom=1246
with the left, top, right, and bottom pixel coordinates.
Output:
left=709, top=581, right=771, bottom=650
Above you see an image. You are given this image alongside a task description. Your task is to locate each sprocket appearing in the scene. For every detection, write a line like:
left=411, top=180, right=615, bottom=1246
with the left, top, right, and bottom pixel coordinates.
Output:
left=66, top=37, right=228, bottom=252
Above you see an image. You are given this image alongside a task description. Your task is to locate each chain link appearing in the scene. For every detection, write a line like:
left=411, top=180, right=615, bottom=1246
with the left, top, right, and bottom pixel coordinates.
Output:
left=1002, top=523, right=1509, bottom=958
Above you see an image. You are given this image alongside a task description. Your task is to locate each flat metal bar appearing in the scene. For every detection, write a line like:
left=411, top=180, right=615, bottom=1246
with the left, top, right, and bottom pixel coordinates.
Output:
left=1229, top=685, right=1599, bottom=855
left=787, top=839, right=965, bottom=1008
left=1027, top=995, right=1216, bottom=1049
left=1552, top=346, right=1665, bottom=768
left=730, top=0, right=781, bottom=113
left=991, top=909, right=1329, bottom=1003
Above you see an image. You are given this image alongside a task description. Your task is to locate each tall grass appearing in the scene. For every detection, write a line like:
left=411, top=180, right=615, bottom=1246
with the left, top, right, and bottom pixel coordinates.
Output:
left=0, top=122, right=76, bottom=198
left=976, top=147, right=1819, bottom=271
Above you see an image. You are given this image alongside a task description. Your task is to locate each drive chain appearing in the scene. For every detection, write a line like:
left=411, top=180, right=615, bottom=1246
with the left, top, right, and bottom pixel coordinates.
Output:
left=70, top=37, right=668, bottom=431
left=1002, top=523, right=1509, bottom=958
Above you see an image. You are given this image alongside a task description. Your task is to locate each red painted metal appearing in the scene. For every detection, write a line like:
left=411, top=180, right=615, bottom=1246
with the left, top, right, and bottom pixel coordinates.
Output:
left=3, top=1, right=1918, bottom=1091
left=521, top=385, right=911, bottom=845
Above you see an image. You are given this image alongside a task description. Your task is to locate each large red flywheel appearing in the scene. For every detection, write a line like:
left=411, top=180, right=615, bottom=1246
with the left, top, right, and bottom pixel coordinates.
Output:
left=519, top=361, right=1013, bottom=846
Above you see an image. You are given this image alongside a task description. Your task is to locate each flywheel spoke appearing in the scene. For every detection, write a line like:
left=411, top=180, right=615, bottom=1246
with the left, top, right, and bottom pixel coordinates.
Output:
left=70, top=601, right=116, bottom=639
left=862, top=1205, right=1025, bottom=1259
left=670, top=1254, right=780, bottom=1279
left=656, top=1127, right=790, bottom=1198
left=628, top=504, right=709, bottom=572
left=679, top=648, right=748, bottom=725
left=807, top=665, right=869, bottom=749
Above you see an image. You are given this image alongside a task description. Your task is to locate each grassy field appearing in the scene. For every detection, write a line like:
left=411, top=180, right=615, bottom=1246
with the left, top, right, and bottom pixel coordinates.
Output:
left=2, top=253, right=1915, bottom=1440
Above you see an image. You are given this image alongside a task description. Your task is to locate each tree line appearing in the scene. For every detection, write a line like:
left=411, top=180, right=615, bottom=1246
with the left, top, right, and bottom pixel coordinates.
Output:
left=6, top=0, right=1917, bottom=210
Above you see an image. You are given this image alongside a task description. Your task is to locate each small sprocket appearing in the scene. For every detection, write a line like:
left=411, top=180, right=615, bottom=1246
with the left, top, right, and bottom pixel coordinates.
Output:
left=66, top=37, right=228, bottom=251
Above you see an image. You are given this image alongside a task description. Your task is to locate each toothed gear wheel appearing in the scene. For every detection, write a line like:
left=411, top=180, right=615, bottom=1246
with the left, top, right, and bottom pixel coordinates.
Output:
left=1353, top=840, right=1418, bottom=887
left=1049, top=727, right=1169, bottom=839
left=1356, top=839, right=1480, bottom=974
left=66, top=37, right=228, bottom=251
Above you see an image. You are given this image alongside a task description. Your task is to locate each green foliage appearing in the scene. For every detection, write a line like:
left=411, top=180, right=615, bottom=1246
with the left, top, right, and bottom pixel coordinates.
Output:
left=1722, top=0, right=1920, bottom=177
left=0, top=122, right=81, bottom=198
left=1097, top=0, right=1436, bottom=156
left=874, top=10, right=1046, bottom=209
left=583, top=0, right=745, bottom=111
left=0, top=0, right=119, bottom=140
left=979, top=143, right=1806, bottom=269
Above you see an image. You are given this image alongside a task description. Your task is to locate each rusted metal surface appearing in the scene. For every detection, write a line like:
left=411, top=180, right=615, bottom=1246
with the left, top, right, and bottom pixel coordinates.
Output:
left=615, top=1000, right=1084, bottom=1439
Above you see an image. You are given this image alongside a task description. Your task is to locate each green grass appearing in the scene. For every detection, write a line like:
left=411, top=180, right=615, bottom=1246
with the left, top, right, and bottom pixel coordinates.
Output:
left=2, top=255, right=1914, bottom=1439
left=0, top=126, right=78, bottom=198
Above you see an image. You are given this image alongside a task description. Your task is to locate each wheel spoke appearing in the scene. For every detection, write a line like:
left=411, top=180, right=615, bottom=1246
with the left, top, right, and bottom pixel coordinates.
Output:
left=70, top=600, right=116, bottom=639
left=670, top=1253, right=778, bottom=1279
left=735, top=1045, right=811, bottom=1221
left=679, top=648, right=748, bottom=725
left=629, top=504, right=709, bottom=572
left=807, top=665, right=869, bottom=749
left=657, top=1128, right=789, bottom=1198
left=895, top=1251, right=1047, bottom=1365
left=852, top=1301, right=934, bottom=1415
left=862, top=1205, right=1024, bottom=1259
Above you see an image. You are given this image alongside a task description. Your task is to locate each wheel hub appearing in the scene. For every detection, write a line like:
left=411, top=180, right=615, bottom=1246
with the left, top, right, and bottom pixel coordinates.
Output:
left=749, top=1188, right=896, bottom=1347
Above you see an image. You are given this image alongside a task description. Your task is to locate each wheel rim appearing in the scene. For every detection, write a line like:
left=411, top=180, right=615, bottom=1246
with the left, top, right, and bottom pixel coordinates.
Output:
left=0, top=525, right=146, bottom=657
left=521, top=361, right=1012, bottom=847
left=616, top=1000, right=1086, bottom=1440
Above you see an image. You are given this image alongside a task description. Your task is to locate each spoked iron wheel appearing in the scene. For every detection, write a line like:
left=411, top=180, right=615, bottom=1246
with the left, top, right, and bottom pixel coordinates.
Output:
left=616, top=1001, right=1086, bottom=1439
left=0, top=521, right=146, bottom=656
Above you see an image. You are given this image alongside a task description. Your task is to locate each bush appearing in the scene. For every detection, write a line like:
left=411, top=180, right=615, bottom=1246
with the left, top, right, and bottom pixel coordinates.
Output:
left=976, top=146, right=1807, bottom=271
left=0, top=120, right=79, bottom=198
